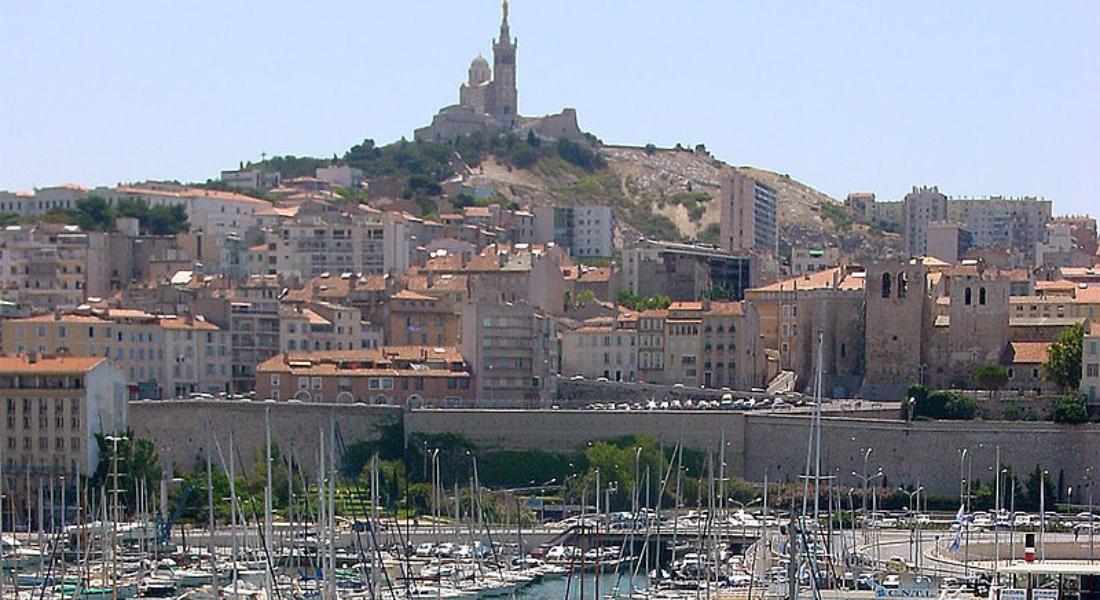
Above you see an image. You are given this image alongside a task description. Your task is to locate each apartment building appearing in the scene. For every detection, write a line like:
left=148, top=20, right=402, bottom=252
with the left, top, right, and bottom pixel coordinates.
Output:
left=637, top=309, right=667, bottom=384
left=92, top=184, right=269, bottom=236
left=790, top=247, right=840, bottom=276
left=904, top=186, right=949, bottom=256
left=221, top=166, right=281, bottom=191
left=0, top=354, right=128, bottom=517
left=0, top=224, right=109, bottom=309
left=458, top=300, right=559, bottom=406
left=1, top=310, right=229, bottom=399
left=719, top=171, right=778, bottom=256
left=255, top=346, right=473, bottom=406
left=264, top=203, right=412, bottom=280
left=280, top=301, right=380, bottom=353
left=560, top=315, right=638, bottom=383
left=533, top=205, right=615, bottom=258
left=1010, top=284, right=1100, bottom=321
left=384, top=290, right=459, bottom=346
left=699, top=301, right=765, bottom=391
left=948, top=196, right=1052, bottom=257
left=665, top=302, right=702, bottom=387
left=1083, top=320, right=1100, bottom=407
left=0, top=184, right=88, bottom=215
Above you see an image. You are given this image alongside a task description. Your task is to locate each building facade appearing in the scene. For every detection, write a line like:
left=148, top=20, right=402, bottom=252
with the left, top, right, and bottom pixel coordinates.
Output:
left=0, top=354, right=128, bottom=520
left=255, top=347, right=472, bottom=406
left=903, top=186, right=949, bottom=256
left=457, top=300, right=558, bottom=406
left=720, top=171, right=779, bottom=256
left=533, top=206, right=615, bottom=258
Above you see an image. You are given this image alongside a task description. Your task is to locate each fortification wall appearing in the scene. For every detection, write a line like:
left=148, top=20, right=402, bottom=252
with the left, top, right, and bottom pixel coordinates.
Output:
left=129, top=402, right=1100, bottom=498
left=128, top=400, right=401, bottom=475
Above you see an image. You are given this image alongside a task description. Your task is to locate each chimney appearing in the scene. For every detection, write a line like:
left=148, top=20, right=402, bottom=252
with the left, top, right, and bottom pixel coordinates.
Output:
left=426, top=272, right=434, bottom=288
left=53, top=309, right=61, bottom=321
left=27, top=351, right=37, bottom=364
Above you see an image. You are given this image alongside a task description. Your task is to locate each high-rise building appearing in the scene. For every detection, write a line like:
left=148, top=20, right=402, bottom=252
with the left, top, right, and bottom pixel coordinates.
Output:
left=903, top=186, right=949, bottom=256
left=719, top=171, right=778, bottom=256
left=533, top=205, right=615, bottom=258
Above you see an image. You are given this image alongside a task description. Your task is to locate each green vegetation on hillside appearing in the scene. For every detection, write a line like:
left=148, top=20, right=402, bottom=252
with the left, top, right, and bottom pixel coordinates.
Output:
left=33, top=196, right=190, bottom=235
left=661, top=191, right=711, bottom=223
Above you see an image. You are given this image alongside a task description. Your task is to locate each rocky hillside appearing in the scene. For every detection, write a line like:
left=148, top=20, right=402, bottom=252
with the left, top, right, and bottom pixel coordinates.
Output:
left=465, top=143, right=903, bottom=263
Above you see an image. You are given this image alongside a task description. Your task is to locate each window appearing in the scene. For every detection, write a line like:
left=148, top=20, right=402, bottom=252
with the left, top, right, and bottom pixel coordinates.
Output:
left=897, top=273, right=907, bottom=298
left=964, top=287, right=972, bottom=306
left=271, top=374, right=280, bottom=386
left=312, top=377, right=322, bottom=389
left=298, top=377, right=309, bottom=390
left=979, top=287, right=987, bottom=306
left=1088, top=363, right=1100, bottom=378
left=881, top=273, right=891, bottom=298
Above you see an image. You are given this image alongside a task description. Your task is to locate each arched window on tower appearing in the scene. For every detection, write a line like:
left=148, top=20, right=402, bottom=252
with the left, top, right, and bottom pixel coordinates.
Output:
left=898, top=272, right=908, bottom=298
left=980, top=287, right=987, bottom=306
left=965, top=287, right=972, bottom=306
left=881, top=273, right=892, bottom=298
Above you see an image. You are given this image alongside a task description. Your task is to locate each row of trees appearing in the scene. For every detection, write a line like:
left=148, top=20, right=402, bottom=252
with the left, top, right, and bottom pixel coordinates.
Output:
left=42, top=196, right=190, bottom=235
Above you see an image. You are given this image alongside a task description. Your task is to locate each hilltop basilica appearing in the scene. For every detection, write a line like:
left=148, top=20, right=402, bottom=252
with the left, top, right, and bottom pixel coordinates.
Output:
left=414, top=1, right=584, bottom=143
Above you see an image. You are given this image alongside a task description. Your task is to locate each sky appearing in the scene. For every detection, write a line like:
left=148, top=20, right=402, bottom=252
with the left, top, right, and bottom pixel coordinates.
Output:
left=1, top=1, right=1097, bottom=214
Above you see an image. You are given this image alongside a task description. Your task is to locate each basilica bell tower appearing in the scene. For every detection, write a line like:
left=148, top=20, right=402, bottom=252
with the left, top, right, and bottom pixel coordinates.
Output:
left=491, top=0, right=518, bottom=125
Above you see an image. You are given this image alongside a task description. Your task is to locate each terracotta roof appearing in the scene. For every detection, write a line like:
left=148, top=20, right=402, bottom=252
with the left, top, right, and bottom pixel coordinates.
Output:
left=406, top=273, right=468, bottom=294
left=391, top=289, right=438, bottom=302
left=706, top=301, right=744, bottom=316
left=639, top=309, right=668, bottom=318
left=1005, top=268, right=1032, bottom=282
left=578, top=267, right=613, bottom=283
left=10, top=314, right=106, bottom=324
left=0, top=355, right=105, bottom=374
left=668, top=301, right=704, bottom=311
left=1009, top=341, right=1050, bottom=364
left=159, top=316, right=219, bottom=330
left=749, top=266, right=865, bottom=293
left=1037, top=279, right=1076, bottom=291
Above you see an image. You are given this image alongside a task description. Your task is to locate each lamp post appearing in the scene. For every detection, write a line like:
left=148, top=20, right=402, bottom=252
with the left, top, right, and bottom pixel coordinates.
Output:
left=860, top=448, right=874, bottom=540
left=901, top=486, right=924, bottom=573
left=732, top=497, right=763, bottom=560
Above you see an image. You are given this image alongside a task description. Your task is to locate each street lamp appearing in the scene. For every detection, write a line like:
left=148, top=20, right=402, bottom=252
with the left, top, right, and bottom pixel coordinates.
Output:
left=732, top=497, right=763, bottom=560
left=901, top=486, right=924, bottom=574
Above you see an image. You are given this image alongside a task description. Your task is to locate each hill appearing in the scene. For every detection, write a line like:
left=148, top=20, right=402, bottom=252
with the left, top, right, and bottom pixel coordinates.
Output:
left=228, top=134, right=904, bottom=263
left=462, top=142, right=904, bottom=262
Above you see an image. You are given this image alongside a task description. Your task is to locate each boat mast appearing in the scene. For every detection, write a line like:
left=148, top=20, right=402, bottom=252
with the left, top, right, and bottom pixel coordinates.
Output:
left=230, top=430, right=239, bottom=600
left=206, top=419, right=219, bottom=598
left=265, top=407, right=274, bottom=599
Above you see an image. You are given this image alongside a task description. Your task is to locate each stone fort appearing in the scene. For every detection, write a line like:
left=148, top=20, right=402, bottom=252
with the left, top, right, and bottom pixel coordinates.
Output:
left=415, top=1, right=585, bottom=143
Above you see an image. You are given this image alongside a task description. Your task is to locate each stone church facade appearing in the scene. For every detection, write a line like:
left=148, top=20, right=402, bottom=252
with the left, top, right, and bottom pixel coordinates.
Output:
left=415, top=1, right=584, bottom=143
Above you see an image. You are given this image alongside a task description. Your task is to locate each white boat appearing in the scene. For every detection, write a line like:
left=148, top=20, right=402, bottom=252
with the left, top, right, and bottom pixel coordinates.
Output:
left=1, top=535, right=44, bottom=570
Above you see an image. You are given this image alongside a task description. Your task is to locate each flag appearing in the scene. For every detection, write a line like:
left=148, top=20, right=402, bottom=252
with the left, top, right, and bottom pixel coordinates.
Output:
left=949, top=504, right=965, bottom=553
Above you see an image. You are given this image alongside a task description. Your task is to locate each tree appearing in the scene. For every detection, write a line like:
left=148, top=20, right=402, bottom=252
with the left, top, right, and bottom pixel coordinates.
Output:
left=91, top=429, right=162, bottom=516
left=75, top=196, right=115, bottom=231
left=1044, top=322, right=1084, bottom=392
left=1024, top=465, right=1056, bottom=511
left=1052, top=394, right=1089, bottom=424
left=971, top=364, right=1008, bottom=392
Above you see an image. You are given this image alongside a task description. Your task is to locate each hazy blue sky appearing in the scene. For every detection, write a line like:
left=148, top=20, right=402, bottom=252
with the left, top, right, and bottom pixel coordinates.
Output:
left=2, top=1, right=1097, bottom=214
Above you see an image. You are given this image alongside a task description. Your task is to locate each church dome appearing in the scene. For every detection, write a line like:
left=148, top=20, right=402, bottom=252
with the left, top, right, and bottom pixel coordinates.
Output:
left=468, top=54, right=491, bottom=86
